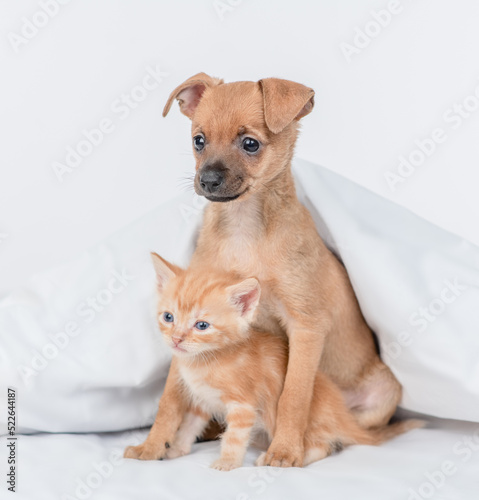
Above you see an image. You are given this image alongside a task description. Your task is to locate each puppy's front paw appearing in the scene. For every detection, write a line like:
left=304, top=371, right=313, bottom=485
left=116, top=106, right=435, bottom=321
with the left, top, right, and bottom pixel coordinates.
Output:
left=261, top=439, right=304, bottom=468
left=124, top=441, right=167, bottom=461
left=210, top=459, right=241, bottom=471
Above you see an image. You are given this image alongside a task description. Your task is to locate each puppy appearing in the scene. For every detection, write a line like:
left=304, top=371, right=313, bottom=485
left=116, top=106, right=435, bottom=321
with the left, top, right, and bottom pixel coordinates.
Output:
left=131, top=74, right=402, bottom=467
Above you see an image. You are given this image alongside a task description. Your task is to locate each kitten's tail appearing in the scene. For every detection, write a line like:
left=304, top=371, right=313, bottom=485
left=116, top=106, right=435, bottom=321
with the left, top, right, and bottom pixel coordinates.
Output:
left=351, top=418, right=425, bottom=446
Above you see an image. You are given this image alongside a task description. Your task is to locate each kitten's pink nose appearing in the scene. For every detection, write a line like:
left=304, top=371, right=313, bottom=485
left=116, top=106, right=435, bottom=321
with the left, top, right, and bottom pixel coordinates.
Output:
left=172, top=336, right=183, bottom=346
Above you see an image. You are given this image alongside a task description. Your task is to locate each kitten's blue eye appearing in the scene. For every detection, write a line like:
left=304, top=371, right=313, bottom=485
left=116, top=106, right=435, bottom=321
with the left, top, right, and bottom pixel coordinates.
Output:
left=163, top=312, right=174, bottom=323
left=194, top=321, right=210, bottom=331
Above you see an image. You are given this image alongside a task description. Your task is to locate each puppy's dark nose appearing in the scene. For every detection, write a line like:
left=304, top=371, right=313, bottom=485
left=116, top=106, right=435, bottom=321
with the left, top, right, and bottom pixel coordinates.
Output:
left=200, top=169, right=224, bottom=193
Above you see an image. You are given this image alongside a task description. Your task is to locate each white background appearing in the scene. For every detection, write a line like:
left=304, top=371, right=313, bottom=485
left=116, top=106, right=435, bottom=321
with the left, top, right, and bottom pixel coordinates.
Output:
left=1, top=0, right=479, bottom=295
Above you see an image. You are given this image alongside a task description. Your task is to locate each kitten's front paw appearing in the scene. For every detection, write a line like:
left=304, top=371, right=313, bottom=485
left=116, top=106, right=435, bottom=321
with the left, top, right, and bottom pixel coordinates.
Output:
left=210, top=459, right=241, bottom=471
left=261, top=439, right=304, bottom=467
left=124, top=441, right=167, bottom=461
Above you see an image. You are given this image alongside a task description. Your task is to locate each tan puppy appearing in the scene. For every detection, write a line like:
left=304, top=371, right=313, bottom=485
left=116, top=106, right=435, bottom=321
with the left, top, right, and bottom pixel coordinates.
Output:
left=130, top=74, right=402, bottom=467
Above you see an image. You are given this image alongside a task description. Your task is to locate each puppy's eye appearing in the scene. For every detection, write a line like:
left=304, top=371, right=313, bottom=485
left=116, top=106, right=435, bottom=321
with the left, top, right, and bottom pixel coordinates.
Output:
left=193, top=135, right=205, bottom=151
left=163, top=312, right=174, bottom=323
left=194, top=321, right=210, bottom=331
left=242, top=137, right=259, bottom=153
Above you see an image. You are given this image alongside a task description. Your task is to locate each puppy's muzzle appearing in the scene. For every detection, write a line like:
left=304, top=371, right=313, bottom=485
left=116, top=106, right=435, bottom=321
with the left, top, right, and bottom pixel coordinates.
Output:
left=197, top=161, right=247, bottom=202
left=200, top=167, right=224, bottom=194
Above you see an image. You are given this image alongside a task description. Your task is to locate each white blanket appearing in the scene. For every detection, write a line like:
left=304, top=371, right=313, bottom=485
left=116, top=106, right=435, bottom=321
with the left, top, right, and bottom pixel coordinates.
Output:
left=9, top=416, right=479, bottom=500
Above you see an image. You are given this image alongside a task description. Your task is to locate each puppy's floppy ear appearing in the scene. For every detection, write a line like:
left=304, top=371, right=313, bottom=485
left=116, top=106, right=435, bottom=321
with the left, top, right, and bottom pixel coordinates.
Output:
left=226, top=278, right=261, bottom=320
left=151, top=252, right=183, bottom=292
left=162, top=72, right=224, bottom=119
left=259, top=78, right=315, bottom=134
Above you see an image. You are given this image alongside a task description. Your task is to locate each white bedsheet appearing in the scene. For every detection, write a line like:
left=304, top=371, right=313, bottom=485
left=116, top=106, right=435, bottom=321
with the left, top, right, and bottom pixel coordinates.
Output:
left=8, top=416, right=478, bottom=500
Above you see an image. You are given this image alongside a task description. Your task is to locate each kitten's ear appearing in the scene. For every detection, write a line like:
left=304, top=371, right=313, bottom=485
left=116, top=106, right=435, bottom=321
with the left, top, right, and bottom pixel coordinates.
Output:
left=226, top=278, right=261, bottom=319
left=150, top=252, right=182, bottom=292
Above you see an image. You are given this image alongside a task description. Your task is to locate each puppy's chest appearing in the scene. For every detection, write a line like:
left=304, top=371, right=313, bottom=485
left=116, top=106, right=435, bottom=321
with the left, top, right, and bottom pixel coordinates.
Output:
left=218, top=220, right=272, bottom=277
left=179, top=365, right=226, bottom=417
left=210, top=203, right=267, bottom=275
left=219, top=230, right=259, bottom=272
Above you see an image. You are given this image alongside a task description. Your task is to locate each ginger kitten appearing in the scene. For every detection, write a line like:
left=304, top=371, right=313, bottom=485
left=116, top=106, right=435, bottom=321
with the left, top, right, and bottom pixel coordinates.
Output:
left=124, top=253, right=421, bottom=470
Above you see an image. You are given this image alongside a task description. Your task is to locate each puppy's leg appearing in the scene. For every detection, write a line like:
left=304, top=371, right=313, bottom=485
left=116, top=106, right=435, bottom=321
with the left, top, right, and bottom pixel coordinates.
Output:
left=344, top=359, right=402, bottom=428
left=210, top=403, right=256, bottom=471
left=124, top=358, right=186, bottom=460
left=166, top=406, right=210, bottom=458
left=302, top=444, right=332, bottom=466
left=262, top=317, right=329, bottom=468
left=301, top=372, right=371, bottom=466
